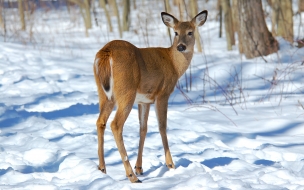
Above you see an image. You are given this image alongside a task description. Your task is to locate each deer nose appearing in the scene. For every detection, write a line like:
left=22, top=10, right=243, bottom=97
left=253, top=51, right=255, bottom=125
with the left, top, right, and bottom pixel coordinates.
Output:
left=177, top=44, right=186, bottom=52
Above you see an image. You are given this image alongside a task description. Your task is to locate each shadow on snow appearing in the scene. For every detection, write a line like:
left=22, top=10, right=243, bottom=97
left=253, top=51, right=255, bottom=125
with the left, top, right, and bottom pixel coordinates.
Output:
left=0, top=103, right=99, bottom=128
left=201, top=157, right=239, bottom=169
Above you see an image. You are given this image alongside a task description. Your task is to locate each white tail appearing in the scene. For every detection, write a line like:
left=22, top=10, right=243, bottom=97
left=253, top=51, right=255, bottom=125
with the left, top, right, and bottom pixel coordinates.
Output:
left=93, top=10, right=208, bottom=183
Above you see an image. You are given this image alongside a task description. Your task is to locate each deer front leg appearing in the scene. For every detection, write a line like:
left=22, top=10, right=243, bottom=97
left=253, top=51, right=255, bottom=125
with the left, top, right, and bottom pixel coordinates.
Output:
left=111, top=101, right=141, bottom=183
left=155, top=96, right=175, bottom=169
left=135, top=103, right=150, bottom=175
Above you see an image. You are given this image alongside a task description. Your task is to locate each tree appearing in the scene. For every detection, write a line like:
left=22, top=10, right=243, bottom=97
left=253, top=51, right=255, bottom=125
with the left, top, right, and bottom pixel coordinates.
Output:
left=221, top=0, right=235, bottom=50
left=177, top=0, right=186, bottom=21
left=231, top=0, right=243, bottom=53
left=0, top=0, right=6, bottom=41
left=189, top=0, right=202, bottom=52
left=164, top=0, right=171, bottom=13
left=122, top=0, right=130, bottom=31
left=218, top=0, right=222, bottom=38
left=18, top=0, right=25, bottom=30
left=237, top=0, right=279, bottom=59
left=113, top=0, right=122, bottom=38
left=164, top=0, right=172, bottom=45
left=271, top=0, right=294, bottom=43
left=99, top=0, right=113, bottom=32
left=298, top=0, right=304, bottom=13
left=0, top=0, right=4, bottom=29
left=68, top=0, right=92, bottom=37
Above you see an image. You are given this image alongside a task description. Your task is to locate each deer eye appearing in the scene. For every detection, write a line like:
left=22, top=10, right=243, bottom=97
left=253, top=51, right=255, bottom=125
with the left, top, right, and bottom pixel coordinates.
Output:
left=175, top=32, right=178, bottom=36
left=188, top=32, right=193, bottom=36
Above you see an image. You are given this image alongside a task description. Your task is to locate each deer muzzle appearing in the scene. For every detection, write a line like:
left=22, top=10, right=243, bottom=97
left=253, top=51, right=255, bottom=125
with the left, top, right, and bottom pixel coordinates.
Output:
left=177, top=44, right=186, bottom=52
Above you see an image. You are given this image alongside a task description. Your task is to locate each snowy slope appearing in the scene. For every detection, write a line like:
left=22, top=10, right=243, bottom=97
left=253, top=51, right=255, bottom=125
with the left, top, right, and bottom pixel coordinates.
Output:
left=1, top=2, right=304, bottom=190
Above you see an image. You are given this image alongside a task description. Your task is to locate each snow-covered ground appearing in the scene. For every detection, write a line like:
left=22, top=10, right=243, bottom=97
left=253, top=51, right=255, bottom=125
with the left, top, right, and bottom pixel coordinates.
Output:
left=1, top=2, right=304, bottom=189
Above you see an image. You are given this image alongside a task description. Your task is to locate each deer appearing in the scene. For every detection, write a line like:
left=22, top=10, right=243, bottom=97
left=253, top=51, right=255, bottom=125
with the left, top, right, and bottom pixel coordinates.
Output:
left=93, top=10, right=208, bottom=183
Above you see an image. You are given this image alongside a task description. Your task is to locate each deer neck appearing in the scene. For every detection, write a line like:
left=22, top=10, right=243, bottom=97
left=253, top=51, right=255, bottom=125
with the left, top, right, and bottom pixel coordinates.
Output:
left=169, top=46, right=194, bottom=78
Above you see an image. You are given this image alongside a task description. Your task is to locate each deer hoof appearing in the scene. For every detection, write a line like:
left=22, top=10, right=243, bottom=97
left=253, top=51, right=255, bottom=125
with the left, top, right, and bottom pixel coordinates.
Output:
left=134, top=166, right=144, bottom=175
left=166, top=164, right=175, bottom=169
left=127, top=173, right=142, bottom=183
left=135, top=171, right=144, bottom=175
left=98, top=167, right=106, bottom=174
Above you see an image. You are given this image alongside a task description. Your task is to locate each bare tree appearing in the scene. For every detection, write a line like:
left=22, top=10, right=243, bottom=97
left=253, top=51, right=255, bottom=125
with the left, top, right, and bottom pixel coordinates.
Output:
left=99, top=0, right=113, bottom=32
left=189, top=0, right=202, bottom=52
left=92, top=0, right=98, bottom=26
left=18, top=0, right=25, bottom=30
left=217, top=0, right=223, bottom=38
left=68, top=0, right=92, bottom=37
left=237, top=0, right=279, bottom=59
left=164, top=0, right=171, bottom=13
left=298, top=0, right=304, bottom=12
left=122, top=0, right=130, bottom=31
left=176, top=0, right=186, bottom=21
left=164, top=0, right=172, bottom=45
left=24, top=0, right=30, bottom=20
left=271, top=0, right=294, bottom=43
left=221, top=0, right=235, bottom=50
left=113, top=0, right=122, bottom=38
left=0, top=0, right=3, bottom=29
left=231, top=0, right=243, bottom=53
left=0, top=0, right=6, bottom=41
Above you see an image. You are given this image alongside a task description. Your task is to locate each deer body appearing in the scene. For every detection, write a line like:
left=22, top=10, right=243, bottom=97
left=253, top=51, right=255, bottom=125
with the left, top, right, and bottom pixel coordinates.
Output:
left=94, top=11, right=208, bottom=183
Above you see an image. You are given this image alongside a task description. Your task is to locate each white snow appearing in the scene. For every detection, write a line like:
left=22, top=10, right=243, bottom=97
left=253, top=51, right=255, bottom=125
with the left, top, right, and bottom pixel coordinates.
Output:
left=0, top=1, right=304, bottom=189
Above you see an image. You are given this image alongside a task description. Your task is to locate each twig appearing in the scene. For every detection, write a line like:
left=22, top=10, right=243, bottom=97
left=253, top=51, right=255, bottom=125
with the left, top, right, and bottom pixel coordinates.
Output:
left=298, top=100, right=304, bottom=110
left=187, top=104, right=238, bottom=127
left=203, top=74, right=239, bottom=115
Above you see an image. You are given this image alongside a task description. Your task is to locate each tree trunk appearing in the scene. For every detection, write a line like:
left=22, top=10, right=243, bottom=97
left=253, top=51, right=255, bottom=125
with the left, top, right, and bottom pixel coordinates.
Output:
left=221, top=0, right=235, bottom=50
left=113, top=0, right=122, bottom=38
left=1, top=0, right=5, bottom=41
left=217, top=0, right=222, bottom=38
left=24, top=0, right=30, bottom=20
left=164, top=0, right=172, bottom=45
left=122, top=0, right=130, bottom=31
left=238, top=0, right=279, bottom=59
left=164, top=0, right=170, bottom=13
left=0, top=0, right=3, bottom=29
left=177, top=0, right=186, bottom=21
left=232, top=0, right=243, bottom=53
left=133, top=0, right=136, bottom=10
left=109, top=0, right=117, bottom=16
left=189, top=0, right=202, bottom=53
left=271, top=0, right=293, bottom=43
left=68, top=0, right=92, bottom=37
left=299, top=0, right=304, bottom=12
left=18, top=0, right=25, bottom=30
left=83, top=0, right=92, bottom=29
left=92, top=0, right=98, bottom=26
left=99, top=0, right=113, bottom=32
left=271, top=0, right=278, bottom=35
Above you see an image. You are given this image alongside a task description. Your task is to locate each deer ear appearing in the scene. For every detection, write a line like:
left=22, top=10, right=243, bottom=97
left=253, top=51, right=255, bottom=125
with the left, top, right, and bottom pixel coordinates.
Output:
left=191, top=10, right=208, bottom=27
left=161, top=12, right=179, bottom=28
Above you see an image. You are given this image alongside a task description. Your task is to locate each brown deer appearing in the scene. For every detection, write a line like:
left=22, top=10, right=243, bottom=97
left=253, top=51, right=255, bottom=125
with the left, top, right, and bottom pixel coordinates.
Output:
left=93, top=10, right=208, bottom=183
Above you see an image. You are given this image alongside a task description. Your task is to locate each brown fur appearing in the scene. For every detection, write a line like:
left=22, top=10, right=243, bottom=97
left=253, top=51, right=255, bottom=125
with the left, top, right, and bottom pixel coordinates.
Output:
left=94, top=49, right=111, bottom=92
left=93, top=10, right=208, bottom=183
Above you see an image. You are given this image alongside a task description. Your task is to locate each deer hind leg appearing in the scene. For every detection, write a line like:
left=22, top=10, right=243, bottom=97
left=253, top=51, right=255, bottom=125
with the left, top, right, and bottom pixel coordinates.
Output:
left=156, top=96, right=175, bottom=169
left=135, top=103, right=150, bottom=175
left=96, top=92, right=114, bottom=174
left=111, top=97, right=141, bottom=183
